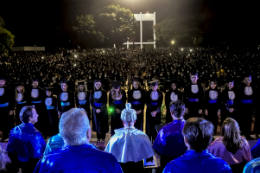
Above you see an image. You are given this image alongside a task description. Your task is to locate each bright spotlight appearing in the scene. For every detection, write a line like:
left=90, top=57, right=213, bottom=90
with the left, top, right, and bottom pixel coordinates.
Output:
left=171, top=40, right=175, bottom=44
left=181, top=48, right=184, bottom=51
left=74, top=55, right=77, bottom=58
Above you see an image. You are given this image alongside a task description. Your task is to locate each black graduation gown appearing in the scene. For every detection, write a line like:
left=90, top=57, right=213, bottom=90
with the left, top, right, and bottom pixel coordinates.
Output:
left=15, top=92, right=29, bottom=125
left=165, top=89, right=182, bottom=123
left=236, top=84, right=254, bottom=136
left=109, top=90, right=126, bottom=136
left=127, top=88, right=146, bottom=130
left=204, top=88, right=221, bottom=134
left=183, top=83, right=204, bottom=119
left=75, top=91, right=91, bottom=119
left=0, top=86, right=15, bottom=135
left=28, top=87, right=46, bottom=131
left=57, top=90, right=75, bottom=116
left=44, top=96, right=59, bottom=136
left=220, top=87, right=237, bottom=123
left=89, top=90, right=109, bottom=134
left=145, top=90, right=163, bottom=141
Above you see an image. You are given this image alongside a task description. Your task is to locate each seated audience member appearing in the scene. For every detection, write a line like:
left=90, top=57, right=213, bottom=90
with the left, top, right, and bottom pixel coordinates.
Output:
left=243, top=158, right=260, bottom=173
left=7, top=105, right=46, bottom=173
left=208, top=118, right=251, bottom=172
left=163, top=118, right=232, bottom=173
left=153, top=100, right=187, bottom=172
left=43, top=133, right=64, bottom=156
left=251, top=137, right=260, bottom=158
left=34, top=108, right=122, bottom=173
left=0, top=146, right=6, bottom=173
left=105, top=103, right=154, bottom=173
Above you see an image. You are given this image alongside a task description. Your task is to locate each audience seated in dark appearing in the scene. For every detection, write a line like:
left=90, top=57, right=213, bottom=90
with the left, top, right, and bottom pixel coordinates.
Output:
left=243, top=157, right=260, bottom=173
left=153, top=100, right=187, bottom=172
left=105, top=103, right=154, bottom=173
left=34, top=108, right=123, bottom=173
left=43, top=133, right=64, bottom=156
left=0, top=146, right=7, bottom=173
left=163, top=117, right=232, bottom=173
left=6, top=105, right=46, bottom=173
left=208, top=118, right=251, bottom=172
left=251, top=138, right=260, bottom=159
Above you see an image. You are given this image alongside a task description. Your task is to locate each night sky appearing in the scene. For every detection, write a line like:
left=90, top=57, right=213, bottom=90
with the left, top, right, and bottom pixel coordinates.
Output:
left=1, top=0, right=260, bottom=49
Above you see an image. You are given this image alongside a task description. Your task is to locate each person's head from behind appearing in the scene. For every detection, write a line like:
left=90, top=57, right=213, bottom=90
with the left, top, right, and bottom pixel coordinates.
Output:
left=222, top=118, right=243, bottom=151
left=182, top=118, right=214, bottom=152
left=121, top=103, right=136, bottom=127
left=59, top=108, right=91, bottom=146
left=169, top=100, right=185, bottom=120
left=19, top=105, right=38, bottom=124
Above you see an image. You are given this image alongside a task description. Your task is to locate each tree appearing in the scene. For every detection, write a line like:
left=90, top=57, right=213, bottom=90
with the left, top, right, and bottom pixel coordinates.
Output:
left=98, top=4, right=137, bottom=46
left=72, top=15, right=105, bottom=48
left=153, top=18, right=203, bottom=47
left=0, top=17, right=15, bottom=55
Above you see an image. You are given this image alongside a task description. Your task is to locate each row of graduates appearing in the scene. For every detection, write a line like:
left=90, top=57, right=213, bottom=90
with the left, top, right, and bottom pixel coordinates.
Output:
left=0, top=70, right=257, bottom=142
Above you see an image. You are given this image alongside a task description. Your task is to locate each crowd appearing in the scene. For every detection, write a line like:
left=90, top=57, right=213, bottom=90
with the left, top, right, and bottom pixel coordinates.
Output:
left=1, top=47, right=260, bottom=172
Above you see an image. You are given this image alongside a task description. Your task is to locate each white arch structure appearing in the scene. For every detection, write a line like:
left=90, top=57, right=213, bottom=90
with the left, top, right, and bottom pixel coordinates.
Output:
left=123, top=12, right=156, bottom=49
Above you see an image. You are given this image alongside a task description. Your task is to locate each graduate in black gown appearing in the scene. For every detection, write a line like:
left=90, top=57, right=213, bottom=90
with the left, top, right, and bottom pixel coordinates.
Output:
left=237, top=74, right=254, bottom=140
left=127, top=78, right=146, bottom=130
left=14, top=82, right=28, bottom=125
left=75, top=80, right=91, bottom=120
left=183, top=72, right=204, bottom=119
left=220, top=77, right=237, bottom=124
left=89, top=78, right=109, bottom=143
left=28, top=78, right=45, bottom=134
left=204, top=78, right=221, bottom=134
left=165, top=80, right=182, bottom=123
left=145, top=79, right=163, bottom=141
left=0, top=76, right=14, bottom=142
left=109, top=81, right=126, bottom=136
left=57, top=79, right=75, bottom=117
left=44, top=87, right=59, bottom=136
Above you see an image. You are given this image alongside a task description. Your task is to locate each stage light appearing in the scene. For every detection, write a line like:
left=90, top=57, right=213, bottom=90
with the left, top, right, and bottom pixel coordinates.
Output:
left=181, top=48, right=184, bottom=51
left=74, top=55, right=77, bottom=58
left=190, top=49, right=192, bottom=52
left=109, top=107, right=114, bottom=113
left=42, top=57, right=44, bottom=59
left=74, top=63, right=76, bottom=67
left=171, top=40, right=175, bottom=44
left=170, top=53, right=172, bottom=56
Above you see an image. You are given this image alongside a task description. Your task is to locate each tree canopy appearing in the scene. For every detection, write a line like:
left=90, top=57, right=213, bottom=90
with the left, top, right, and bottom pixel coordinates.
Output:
left=97, top=4, right=137, bottom=46
left=72, top=15, right=104, bottom=48
left=0, top=17, right=15, bottom=55
left=153, top=18, right=203, bottom=47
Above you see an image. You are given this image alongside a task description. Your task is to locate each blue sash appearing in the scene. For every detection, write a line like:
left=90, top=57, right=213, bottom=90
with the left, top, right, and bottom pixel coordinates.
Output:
left=114, top=100, right=122, bottom=105
left=17, top=101, right=26, bottom=104
left=227, top=100, right=234, bottom=105
left=32, top=100, right=42, bottom=104
left=79, top=100, right=87, bottom=105
left=46, top=106, right=55, bottom=110
left=0, top=102, right=9, bottom=108
left=150, top=102, right=158, bottom=106
left=61, top=102, right=70, bottom=106
left=94, top=103, right=102, bottom=107
left=132, top=101, right=142, bottom=105
left=209, top=100, right=217, bottom=104
left=240, top=99, right=253, bottom=104
left=188, top=98, right=199, bottom=102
